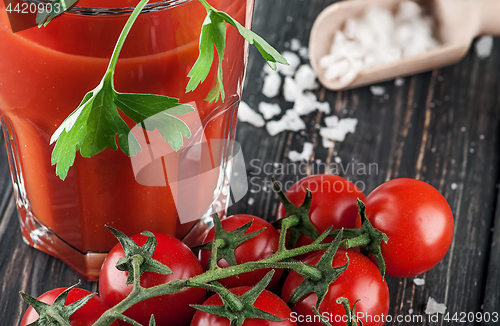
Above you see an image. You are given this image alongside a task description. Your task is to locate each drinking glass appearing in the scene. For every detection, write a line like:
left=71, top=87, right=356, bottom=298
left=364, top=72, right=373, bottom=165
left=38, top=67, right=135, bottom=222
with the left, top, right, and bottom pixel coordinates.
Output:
left=0, top=0, right=253, bottom=280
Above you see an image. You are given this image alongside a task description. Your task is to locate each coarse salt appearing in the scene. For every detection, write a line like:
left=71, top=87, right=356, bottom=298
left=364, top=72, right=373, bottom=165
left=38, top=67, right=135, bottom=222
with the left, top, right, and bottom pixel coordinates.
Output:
left=413, top=278, right=425, bottom=286
left=258, top=102, right=282, bottom=120
left=288, top=142, right=314, bottom=162
left=475, top=35, right=494, bottom=59
left=394, top=77, right=405, bottom=86
left=266, top=109, right=306, bottom=136
left=278, top=51, right=301, bottom=76
left=320, top=1, right=440, bottom=85
left=370, top=86, right=386, bottom=96
left=238, top=101, right=265, bottom=127
left=425, top=297, right=447, bottom=315
left=320, top=117, right=358, bottom=142
left=262, top=72, right=282, bottom=98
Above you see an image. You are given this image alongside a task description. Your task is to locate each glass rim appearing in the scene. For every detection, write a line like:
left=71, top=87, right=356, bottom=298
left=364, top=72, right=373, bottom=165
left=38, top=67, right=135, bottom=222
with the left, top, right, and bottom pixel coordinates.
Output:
left=28, top=0, right=193, bottom=15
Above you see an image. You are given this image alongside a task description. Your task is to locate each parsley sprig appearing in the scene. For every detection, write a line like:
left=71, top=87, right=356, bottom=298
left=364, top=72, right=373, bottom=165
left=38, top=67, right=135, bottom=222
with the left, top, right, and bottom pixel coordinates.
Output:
left=187, top=0, right=288, bottom=102
left=49, top=0, right=194, bottom=180
left=49, top=0, right=287, bottom=180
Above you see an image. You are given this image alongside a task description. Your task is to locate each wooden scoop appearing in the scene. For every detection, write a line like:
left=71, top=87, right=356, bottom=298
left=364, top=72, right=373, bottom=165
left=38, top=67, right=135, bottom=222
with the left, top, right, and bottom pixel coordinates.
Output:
left=309, top=0, right=500, bottom=90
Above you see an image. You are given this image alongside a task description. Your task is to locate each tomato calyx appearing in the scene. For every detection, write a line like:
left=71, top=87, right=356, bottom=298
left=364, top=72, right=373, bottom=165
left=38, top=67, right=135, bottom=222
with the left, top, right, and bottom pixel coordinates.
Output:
left=312, top=297, right=363, bottom=326
left=191, top=270, right=286, bottom=326
left=271, top=177, right=320, bottom=248
left=20, top=281, right=95, bottom=326
left=194, top=212, right=265, bottom=270
left=106, top=226, right=173, bottom=285
left=329, top=199, right=389, bottom=278
left=287, top=230, right=348, bottom=308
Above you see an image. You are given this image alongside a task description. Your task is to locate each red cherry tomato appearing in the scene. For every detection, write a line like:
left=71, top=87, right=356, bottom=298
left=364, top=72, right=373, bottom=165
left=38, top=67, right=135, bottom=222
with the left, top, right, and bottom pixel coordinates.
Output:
left=277, top=175, right=366, bottom=247
left=190, top=286, right=297, bottom=326
left=99, top=232, right=206, bottom=326
left=20, top=287, right=118, bottom=326
left=199, top=214, right=283, bottom=290
left=281, top=248, right=390, bottom=326
left=357, top=178, right=454, bottom=277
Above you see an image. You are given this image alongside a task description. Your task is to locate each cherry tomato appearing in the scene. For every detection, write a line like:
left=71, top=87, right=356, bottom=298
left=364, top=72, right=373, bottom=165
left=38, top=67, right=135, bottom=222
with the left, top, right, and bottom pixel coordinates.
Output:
left=277, top=175, right=366, bottom=247
left=281, top=248, right=389, bottom=326
left=199, top=214, right=283, bottom=290
left=190, top=286, right=297, bottom=326
left=99, top=232, right=206, bottom=326
left=20, top=287, right=118, bottom=326
left=357, top=178, right=454, bottom=277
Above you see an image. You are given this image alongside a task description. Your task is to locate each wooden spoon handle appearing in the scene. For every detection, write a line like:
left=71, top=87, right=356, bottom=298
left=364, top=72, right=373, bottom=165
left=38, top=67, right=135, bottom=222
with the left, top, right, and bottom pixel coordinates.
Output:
left=475, top=0, right=500, bottom=35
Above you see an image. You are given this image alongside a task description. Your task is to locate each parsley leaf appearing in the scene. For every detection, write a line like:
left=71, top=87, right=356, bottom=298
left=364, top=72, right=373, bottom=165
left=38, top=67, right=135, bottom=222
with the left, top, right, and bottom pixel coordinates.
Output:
left=36, top=0, right=78, bottom=27
left=50, top=72, right=193, bottom=180
left=187, top=0, right=288, bottom=103
left=50, top=0, right=194, bottom=180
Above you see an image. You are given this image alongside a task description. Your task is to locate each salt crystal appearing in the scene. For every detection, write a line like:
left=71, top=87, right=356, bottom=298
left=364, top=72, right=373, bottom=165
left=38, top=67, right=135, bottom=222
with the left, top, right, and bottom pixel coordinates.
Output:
left=299, top=47, right=309, bottom=59
left=278, top=51, right=301, bottom=76
left=334, top=156, right=342, bottom=163
left=370, top=86, right=386, bottom=96
left=320, top=118, right=358, bottom=142
left=258, top=102, right=282, bottom=120
left=247, top=197, right=255, bottom=205
left=475, top=36, right=494, bottom=59
left=425, top=297, right=447, bottom=315
left=293, top=92, right=320, bottom=115
left=238, top=101, right=265, bottom=127
left=283, top=76, right=300, bottom=102
left=396, top=1, right=422, bottom=22
left=262, top=72, right=281, bottom=98
left=320, top=1, right=440, bottom=85
left=323, top=59, right=349, bottom=81
left=290, top=38, right=302, bottom=52
left=413, top=278, right=425, bottom=286
left=394, top=77, right=405, bottom=86
left=324, top=115, right=339, bottom=127
left=266, top=110, right=306, bottom=136
left=409, top=308, right=414, bottom=314
left=294, top=64, right=319, bottom=91
left=293, top=92, right=331, bottom=116
left=322, top=137, right=334, bottom=148
left=288, top=142, right=314, bottom=162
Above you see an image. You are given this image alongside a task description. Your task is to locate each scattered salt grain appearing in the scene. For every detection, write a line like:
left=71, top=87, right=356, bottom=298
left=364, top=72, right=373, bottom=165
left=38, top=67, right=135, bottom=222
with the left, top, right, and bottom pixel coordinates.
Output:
left=475, top=36, right=494, bottom=59
left=334, top=156, right=342, bottom=164
left=370, top=86, right=386, bottom=96
left=408, top=309, right=414, bottom=314
left=247, top=197, right=255, bottom=205
left=294, top=64, right=319, bottom=91
left=394, top=77, right=405, bottom=86
left=320, top=118, right=358, bottom=142
left=323, top=137, right=334, bottom=148
left=320, top=1, right=440, bottom=85
left=293, top=92, right=331, bottom=116
left=413, top=278, right=425, bottom=286
left=238, top=101, right=265, bottom=127
left=266, top=109, right=306, bottom=136
left=288, top=142, right=314, bottom=162
left=450, top=183, right=458, bottom=190
left=299, top=47, right=309, bottom=59
left=258, top=102, right=282, bottom=120
left=425, top=297, right=447, bottom=315
left=278, top=51, right=301, bottom=76
left=262, top=72, right=282, bottom=98
left=283, top=76, right=300, bottom=102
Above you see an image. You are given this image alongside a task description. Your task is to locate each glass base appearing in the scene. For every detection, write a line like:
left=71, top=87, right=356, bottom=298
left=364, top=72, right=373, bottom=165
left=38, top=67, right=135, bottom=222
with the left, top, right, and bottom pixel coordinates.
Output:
left=3, top=98, right=240, bottom=281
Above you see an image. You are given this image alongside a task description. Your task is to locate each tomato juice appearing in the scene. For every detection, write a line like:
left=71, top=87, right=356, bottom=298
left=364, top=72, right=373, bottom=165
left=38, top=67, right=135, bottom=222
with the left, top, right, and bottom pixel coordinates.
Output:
left=0, top=0, right=253, bottom=279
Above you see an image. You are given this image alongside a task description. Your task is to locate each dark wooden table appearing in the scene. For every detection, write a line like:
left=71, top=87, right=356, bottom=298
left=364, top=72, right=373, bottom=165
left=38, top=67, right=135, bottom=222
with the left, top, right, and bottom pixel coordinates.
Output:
left=2, top=0, right=500, bottom=325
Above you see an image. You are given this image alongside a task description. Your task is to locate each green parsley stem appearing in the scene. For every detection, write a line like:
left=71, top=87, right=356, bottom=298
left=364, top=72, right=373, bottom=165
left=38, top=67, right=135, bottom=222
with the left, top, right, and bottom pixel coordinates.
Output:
left=106, top=0, right=150, bottom=75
